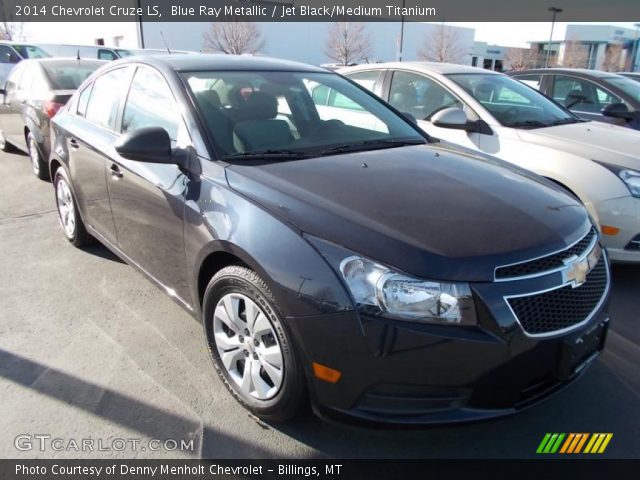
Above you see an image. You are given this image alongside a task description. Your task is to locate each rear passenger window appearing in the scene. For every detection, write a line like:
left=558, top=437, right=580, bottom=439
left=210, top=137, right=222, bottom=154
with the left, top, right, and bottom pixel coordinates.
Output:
left=514, top=74, right=542, bottom=90
left=76, top=84, right=92, bottom=117
left=345, top=70, right=381, bottom=93
left=122, top=67, right=179, bottom=140
left=85, top=68, right=129, bottom=129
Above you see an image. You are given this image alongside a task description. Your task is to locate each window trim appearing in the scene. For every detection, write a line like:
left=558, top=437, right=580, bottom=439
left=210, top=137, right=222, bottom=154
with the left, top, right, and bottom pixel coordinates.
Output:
left=387, top=69, right=480, bottom=123
left=119, top=64, right=189, bottom=144
left=549, top=73, right=624, bottom=115
left=83, top=65, right=134, bottom=133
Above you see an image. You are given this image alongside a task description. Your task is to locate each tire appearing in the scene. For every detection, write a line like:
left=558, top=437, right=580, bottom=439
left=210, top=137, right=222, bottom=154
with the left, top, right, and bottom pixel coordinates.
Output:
left=28, top=132, right=49, bottom=181
left=203, top=265, right=306, bottom=421
left=0, top=126, right=14, bottom=152
left=54, top=169, right=92, bottom=247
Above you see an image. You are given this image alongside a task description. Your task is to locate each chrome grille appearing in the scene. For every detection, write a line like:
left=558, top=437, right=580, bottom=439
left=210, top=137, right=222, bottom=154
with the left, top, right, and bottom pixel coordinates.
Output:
left=507, top=258, right=608, bottom=336
left=495, top=228, right=597, bottom=280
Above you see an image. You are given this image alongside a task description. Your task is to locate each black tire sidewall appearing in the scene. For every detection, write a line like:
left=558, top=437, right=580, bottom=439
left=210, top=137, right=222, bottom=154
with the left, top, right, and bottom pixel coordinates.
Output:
left=203, top=266, right=304, bottom=420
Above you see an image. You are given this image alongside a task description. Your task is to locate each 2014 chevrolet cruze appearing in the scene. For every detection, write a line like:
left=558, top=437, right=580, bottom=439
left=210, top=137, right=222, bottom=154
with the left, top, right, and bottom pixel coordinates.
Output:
left=49, top=55, right=610, bottom=423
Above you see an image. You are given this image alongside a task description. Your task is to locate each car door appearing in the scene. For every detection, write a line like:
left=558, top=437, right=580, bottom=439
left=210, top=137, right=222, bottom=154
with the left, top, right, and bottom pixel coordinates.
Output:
left=3, top=62, right=34, bottom=149
left=0, top=44, right=21, bottom=88
left=66, top=66, right=133, bottom=245
left=385, top=70, right=481, bottom=150
left=107, top=65, right=191, bottom=301
left=0, top=61, right=24, bottom=145
left=550, top=74, right=625, bottom=126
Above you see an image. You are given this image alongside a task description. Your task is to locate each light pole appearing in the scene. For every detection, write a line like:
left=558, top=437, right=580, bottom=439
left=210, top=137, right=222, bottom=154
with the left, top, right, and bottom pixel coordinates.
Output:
left=398, top=0, right=406, bottom=61
left=632, top=23, right=640, bottom=72
left=545, top=7, right=563, bottom=68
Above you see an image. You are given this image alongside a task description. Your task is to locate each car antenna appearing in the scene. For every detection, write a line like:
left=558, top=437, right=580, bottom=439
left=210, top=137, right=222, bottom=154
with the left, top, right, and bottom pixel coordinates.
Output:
left=160, top=31, right=171, bottom=54
left=76, top=49, right=80, bottom=61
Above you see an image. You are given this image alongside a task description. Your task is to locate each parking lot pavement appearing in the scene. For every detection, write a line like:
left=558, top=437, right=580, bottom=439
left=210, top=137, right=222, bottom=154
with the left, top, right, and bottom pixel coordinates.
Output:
left=0, top=149, right=639, bottom=460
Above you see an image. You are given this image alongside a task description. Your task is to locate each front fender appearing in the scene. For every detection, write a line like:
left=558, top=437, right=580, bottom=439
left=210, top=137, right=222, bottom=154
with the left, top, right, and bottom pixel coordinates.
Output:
left=185, top=162, right=354, bottom=320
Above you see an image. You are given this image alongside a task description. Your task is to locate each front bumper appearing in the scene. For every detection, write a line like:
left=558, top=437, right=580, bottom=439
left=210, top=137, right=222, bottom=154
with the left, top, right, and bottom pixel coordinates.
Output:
left=588, top=195, right=640, bottom=263
left=286, top=259, right=610, bottom=425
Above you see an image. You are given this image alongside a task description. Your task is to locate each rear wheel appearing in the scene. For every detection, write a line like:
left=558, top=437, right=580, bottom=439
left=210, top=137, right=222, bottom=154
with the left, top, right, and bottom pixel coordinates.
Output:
left=203, top=265, right=305, bottom=421
left=28, top=132, right=48, bottom=180
left=54, top=169, right=92, bottom=247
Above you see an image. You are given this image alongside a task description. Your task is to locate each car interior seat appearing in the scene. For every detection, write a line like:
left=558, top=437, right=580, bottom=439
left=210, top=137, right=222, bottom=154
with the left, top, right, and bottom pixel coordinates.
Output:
left=473, top=82, right=496, bottom=103
left=233, top=92, right=293, bottom=151
left=195, top=89, right=236, bottom=155
left=391, top=83, right=418, bottom=114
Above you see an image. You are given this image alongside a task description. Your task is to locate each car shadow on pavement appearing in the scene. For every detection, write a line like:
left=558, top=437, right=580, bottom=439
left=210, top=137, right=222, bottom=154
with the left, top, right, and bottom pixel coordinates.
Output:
left=0, top=347, right=272, bottom=458
left=82, top=244, right=125, bottom=264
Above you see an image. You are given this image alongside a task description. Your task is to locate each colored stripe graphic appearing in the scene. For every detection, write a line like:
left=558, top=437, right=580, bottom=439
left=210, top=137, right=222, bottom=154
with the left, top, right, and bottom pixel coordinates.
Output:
left=537, top=433, right=613, bottom=454
left=537, top=433, right=552, bottom=453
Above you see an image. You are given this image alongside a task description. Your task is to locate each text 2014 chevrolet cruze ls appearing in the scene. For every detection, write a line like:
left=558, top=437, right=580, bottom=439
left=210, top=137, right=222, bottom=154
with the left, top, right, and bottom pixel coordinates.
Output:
left=49, top=55, right=610, bottom=423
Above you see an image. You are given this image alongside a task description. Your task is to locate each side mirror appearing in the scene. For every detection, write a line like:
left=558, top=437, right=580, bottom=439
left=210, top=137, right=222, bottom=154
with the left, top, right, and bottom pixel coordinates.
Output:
left=601, top=102, right=634, bottom=120
left=0, top=88, right=6, bottom=96
left=431, top=108, right=469, bottom=130
left=115, top=127, right=174, bottom=164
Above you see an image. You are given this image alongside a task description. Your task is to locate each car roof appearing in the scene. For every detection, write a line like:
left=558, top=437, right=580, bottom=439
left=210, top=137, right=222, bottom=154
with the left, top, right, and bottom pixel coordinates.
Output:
left=341, top=62, right=501, bottom=75
left=120, top=54, right=329, bottom=73
left=20, top=58, right=107, bottom=68
left=511, top=68, right=622, bottom=78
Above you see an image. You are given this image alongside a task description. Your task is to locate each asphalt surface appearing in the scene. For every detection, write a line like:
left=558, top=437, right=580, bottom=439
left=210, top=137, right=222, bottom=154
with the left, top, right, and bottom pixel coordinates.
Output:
left=0, top=149, right=638, bottom=459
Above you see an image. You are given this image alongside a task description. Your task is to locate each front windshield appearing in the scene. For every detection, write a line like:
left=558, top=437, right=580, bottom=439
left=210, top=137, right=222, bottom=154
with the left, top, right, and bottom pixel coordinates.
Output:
left=605, top=76, right=640, bottom=102
left=182, top=70, right=426, bottom=159
left=13, top=44, right=49, bottom=59
left=447, top=73, right=578, bottom=128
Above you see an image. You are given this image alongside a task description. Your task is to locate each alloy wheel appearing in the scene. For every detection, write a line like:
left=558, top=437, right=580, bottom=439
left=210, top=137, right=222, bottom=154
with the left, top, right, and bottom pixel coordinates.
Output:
left=28, top=135, right=40, bottom=175
left=56, top=177, right=76, bottom=239
left=213, top=293, right=284, bottom=400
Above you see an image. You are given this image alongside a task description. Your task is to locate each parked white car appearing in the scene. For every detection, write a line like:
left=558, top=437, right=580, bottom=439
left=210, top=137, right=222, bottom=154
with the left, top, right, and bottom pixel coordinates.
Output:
left=340, top=63, right=640, bottom=263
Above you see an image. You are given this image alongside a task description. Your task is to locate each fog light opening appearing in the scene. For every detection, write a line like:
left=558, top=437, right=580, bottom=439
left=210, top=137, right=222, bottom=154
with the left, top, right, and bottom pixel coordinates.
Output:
left=312, top=362, right=342, bottom=383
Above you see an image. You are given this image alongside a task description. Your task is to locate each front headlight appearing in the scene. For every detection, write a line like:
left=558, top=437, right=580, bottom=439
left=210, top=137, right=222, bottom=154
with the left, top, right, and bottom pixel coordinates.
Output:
left=306, top=234, right=476, bottom=325
left=619, top=169, right=640, bottom=198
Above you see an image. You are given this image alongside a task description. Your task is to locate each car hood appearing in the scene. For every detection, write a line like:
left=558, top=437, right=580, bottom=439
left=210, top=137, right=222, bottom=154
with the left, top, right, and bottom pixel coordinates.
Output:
left=225, top=144, right=590, bottom=282
left=517, top=121, right=640, bottom=170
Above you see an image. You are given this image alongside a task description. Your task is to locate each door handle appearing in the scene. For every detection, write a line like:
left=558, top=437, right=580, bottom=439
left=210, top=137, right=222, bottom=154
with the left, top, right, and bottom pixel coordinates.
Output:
left=110, top=163, right=123, bottom=179
left=68, top=138, right=80, bottom=150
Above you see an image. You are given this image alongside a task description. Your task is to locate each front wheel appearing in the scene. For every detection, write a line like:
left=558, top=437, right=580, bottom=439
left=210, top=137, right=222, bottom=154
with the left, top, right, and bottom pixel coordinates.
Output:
left=54, top=169, right=92, bottom=247
left=203, top=265, right=306, bottom=421
left=28, top=132, right=48, bottom=180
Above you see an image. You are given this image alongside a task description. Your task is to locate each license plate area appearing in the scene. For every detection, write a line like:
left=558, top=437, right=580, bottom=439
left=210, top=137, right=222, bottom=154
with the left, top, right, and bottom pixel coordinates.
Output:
left=556, top=318, right=608, bottom=381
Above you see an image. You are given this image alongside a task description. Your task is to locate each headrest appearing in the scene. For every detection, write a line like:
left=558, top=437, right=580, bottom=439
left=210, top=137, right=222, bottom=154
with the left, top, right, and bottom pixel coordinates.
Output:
left=239, top=91, right=278, bottom=121
left=196, top=89, right=221, bottom=108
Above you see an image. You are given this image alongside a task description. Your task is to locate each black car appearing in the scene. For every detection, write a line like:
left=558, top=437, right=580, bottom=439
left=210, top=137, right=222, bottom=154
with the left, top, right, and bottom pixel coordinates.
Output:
left=508, top=68, right=640, bottom=130
left=0, top=58, right=104, bottom=179
left=49, top=55, right=610, bottom=424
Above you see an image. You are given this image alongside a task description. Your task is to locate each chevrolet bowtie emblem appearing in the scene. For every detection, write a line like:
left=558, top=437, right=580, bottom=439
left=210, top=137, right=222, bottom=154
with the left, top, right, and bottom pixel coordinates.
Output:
left=561, top=243, right=602, bottom=288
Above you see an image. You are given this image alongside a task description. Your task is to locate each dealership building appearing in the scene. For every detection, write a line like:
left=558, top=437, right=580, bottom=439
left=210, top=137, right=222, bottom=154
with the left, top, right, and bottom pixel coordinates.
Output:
left=24, top=22, right=640, bottom=72
left=529, top=24, right=640, bottom=71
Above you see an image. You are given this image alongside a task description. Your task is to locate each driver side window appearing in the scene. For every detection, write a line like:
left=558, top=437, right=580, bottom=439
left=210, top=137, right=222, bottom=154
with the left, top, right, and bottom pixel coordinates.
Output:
left=388, top=71, right=464, bottom=121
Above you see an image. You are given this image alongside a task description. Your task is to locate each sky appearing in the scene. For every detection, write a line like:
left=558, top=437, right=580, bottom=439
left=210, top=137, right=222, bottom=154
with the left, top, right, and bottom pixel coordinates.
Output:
left=19, top=21, right=640, bottom=49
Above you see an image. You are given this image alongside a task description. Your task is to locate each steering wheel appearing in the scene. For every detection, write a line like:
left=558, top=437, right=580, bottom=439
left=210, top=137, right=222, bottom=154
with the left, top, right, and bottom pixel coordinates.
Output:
left=309, top=119, right=345, bottom=138
left=503, top=106, right=520, bottom=123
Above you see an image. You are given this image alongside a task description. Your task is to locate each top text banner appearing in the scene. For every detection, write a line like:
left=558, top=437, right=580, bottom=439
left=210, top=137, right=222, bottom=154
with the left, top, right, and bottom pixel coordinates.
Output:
left=2, top=0, right=639, bottom=22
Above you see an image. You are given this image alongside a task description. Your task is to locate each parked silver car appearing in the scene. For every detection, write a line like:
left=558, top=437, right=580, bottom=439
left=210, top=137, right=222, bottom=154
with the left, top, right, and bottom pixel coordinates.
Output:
left=340, top=62, right=640, bottom=262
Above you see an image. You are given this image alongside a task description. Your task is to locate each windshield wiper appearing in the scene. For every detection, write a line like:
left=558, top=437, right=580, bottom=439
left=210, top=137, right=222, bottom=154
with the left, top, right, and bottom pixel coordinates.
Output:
left=319, top=139, right=426, bottom=156
left=548, top=118, right=579, bottom=126
left=505, top=120, right=549, bottom=129
left=222, top=149, right=315, bottom=160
